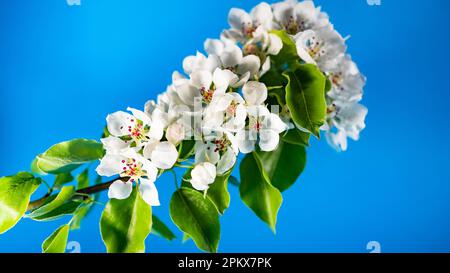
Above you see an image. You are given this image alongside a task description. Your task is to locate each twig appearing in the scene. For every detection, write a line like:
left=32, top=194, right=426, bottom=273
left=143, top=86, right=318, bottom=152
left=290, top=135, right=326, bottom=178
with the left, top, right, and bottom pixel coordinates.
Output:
left=27, top=177, right=128, bottom=212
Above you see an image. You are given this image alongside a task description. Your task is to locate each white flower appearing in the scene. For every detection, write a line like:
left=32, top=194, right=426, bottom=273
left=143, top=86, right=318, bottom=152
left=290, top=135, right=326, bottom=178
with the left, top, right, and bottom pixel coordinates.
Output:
left=166, top=122, right=186, bottom=145
left=242, top=81, right=268, bottom=106
left=96, top=149, right=160, bottom=206
left=325, top=103, right=368, bottom=151
left=326, top=54, right=366, bottom=106
left=100, top=136, right=129, bottom=154
left=174, top=68, right=235, bottom=107
left=333, top=103, right=368, bottom=141
left=190, top=162, right=217, bottom=191
left=204, top=39, right=259, bottom=87
left=182, top=51, right=219, bottom=75
left=195, top=130, right=239, bottom=175
left=106, top=107, right=161, bottom=148
left=272, top=0, right=329, bottom=35
left=143, top=141, right=179, bottom=170
left=222, top=2, right=274, bottom=43
left=203, top=92, right=247, bottom=133
left=325, top=129, right=348, bottom=152
left=294, top=25, right=346, bottom=72
left=236, top=105, right=288, bottom=153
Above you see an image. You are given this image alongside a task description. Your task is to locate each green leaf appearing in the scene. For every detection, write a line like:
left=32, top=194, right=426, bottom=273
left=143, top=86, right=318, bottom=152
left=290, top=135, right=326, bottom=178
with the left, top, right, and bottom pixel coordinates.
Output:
left=76, top=168, right=89, bottom=189
left=282, top=128, right=311, bottom=146
left=42, top=224, right=70, bottom=253
left=53, top=173, right=74, bottom=189
left=70, top=202, right=93, bottom=230
left=228, top=175, right=240, bottom=187
left=206, top=171, right=232, bottom=214
left=27, top=186, right=76, bottom=220
left=31, top=200, right=83, bottom=222
left=182, top=233, right=191, bottom=243
left=239, top=153, right=283, bottom=232
left=181, top=169, right=231, bottom=215
left=256, top=141, right=307, bottom=192
left=151, top=215, right=176, bottom=241
left=32, top=139, right=104, bottom=175
left=102, top=126, right=111, bottom=138
left=268, top=87, right=286, bottom=106
left=325, top=77, right=332, bottom=93
left=178, top=139, right=196, bottom=160
left=100, top=188, right=152, bottom=253
left=31, top=158, right=46, bottom=175
left=283, top=64, right=327, bottom=138
left=169, top=188, right=220, bottom=253
left=0, top=172, right=42, bottom=234
left=270, top=30, right=299, bottom=67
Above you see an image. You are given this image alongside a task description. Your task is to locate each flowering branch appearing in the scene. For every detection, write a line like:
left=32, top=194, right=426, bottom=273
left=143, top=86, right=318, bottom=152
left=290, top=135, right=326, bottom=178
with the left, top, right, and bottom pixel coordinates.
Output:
left=0, top=1, right=368, bottom=254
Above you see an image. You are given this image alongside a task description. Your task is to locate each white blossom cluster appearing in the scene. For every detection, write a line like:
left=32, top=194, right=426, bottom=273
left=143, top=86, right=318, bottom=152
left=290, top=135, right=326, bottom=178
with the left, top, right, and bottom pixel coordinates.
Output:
left=96, top=0, right=367, bottom=206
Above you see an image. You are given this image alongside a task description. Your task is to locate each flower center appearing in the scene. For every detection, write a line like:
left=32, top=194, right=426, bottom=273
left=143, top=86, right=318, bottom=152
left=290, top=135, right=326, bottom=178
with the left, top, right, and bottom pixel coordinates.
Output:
left=242, top=23, right=256, bottom=38
left=124, top=119, right=148, bottom=143
left=121, top=158, right=145, bottom=179
left=225, top=101, right=238, bottom=117
left=200, top=86, right=215, bottom=104
left=330, top=72, right=343, bottom=87
left=249, top=116, right=263, bottom=132
left=212, top=136, right=231, bottom=153
left=305, top=36, right=325, bottom=60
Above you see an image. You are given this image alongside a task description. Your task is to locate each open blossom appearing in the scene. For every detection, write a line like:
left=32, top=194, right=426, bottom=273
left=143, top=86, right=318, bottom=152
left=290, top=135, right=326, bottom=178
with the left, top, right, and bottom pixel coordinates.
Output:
left=237, top=105, right=288, bottom=153
left=106, top=107, right=161, bottom=148
left=222, top=2, right=274, bottom=43
left=195, top=130, right=239, bottom=175
left=204, top=39, right=258, bottom=87
left=174, top=68, right=236, bottom=107
left=326, top=54, right=366, bottom=106
left=203, top=92, right=247, bottom=133
left=182, top=51, right=219, bottom=75
left=324, top=103, right=368, bottom=152
left=294, top=25, right=346, bottom=72
left=272, top=0, right=329, bottom=34
left=96, top=149, right=160, bottom=206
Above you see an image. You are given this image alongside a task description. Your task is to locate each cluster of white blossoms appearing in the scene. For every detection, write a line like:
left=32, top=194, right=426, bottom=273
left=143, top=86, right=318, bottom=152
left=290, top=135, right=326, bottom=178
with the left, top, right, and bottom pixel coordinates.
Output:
left=96, top=0, right=367, bottom=206
left=273, top=0, right=368, bottom=151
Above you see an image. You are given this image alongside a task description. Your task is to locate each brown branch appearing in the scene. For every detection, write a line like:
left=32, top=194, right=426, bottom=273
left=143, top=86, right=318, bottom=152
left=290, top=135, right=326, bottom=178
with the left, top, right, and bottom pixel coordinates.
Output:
left=27, top=177, right=129, bottom=212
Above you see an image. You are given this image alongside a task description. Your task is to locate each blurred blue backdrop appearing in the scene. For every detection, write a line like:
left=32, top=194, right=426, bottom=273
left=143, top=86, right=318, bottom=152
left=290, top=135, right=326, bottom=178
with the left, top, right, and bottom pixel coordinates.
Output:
left=1, top=0, right=450, bottom=253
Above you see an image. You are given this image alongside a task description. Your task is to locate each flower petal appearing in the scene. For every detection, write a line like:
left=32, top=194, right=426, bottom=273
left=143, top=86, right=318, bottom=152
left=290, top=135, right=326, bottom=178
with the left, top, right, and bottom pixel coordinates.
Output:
left=145, top=141, right=178, bottom=170
left=259, top=129, right=280, bottom=152
left=216, top=149, right=236, bottom=175
left=213, top=68, right=238, bottom=90
left=175, top=81, right=200, bottom=106
left=108, top=180, right=132, bottom=200
left=127, top=107, right=151, bottom=126
left=250, top=2, right=273, bottom=29
left=195, top=143, right=220, bottom=164
left=237, top=55, right=260, bottom=77
left=220, top=43, right=243, bottom=68
left=228, top=8, right=252, bottom=30
left=267, top=33, right=283, bottom=55
left=106, top=111, right=134, bottom=136
left=101, top=136, right=129, bottom=154
left=236, top=129, right=257, bottom=154
left=204, top=39, right=224, bottom=56
left=96, top=154, right=126, bottom=177
left=264, top=113, right=288, bottom=133
left=139, top=178, right=160, bottom=206
left=243, top=81, right=268, bottom=105
left=190, top=162, right=217, bottom=191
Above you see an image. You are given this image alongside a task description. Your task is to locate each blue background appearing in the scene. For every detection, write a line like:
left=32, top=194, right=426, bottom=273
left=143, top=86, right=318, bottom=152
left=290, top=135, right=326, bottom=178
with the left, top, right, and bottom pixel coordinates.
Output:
left=1, top=0, right=449, bottom=253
